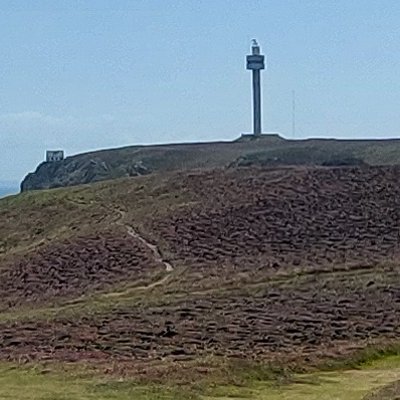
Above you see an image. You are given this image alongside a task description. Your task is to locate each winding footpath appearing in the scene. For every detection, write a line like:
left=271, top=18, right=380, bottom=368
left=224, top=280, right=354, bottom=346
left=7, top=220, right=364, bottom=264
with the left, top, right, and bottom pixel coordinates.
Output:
left=115, top=208, right=173, bottom=273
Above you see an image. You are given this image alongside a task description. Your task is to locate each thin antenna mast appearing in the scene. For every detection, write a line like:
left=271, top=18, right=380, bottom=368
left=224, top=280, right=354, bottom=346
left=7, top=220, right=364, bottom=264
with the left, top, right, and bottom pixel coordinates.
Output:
left=292, top=90, right=296, bottom=138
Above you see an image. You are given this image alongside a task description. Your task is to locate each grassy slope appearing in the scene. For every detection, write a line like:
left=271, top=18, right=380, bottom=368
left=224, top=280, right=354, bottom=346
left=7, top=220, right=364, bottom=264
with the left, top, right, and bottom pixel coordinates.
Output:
left=0, top=172, right=196, bottom=318
left=4, top=167, right=400, bottom=398
left=0, top=172, right=188, bottom=260
left=2, top=167, right=400, bottom=330
left=1, top=356, right=400, bottom=399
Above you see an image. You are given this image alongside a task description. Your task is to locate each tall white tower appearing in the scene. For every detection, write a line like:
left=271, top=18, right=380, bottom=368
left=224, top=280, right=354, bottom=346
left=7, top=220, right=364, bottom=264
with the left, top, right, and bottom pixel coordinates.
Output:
left=246, top=39, right=265, bottom=136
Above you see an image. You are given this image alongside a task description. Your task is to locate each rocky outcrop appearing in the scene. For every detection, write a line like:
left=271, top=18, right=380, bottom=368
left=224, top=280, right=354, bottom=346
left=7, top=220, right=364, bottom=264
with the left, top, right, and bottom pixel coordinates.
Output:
left=21, top=155, right=151, bottom=192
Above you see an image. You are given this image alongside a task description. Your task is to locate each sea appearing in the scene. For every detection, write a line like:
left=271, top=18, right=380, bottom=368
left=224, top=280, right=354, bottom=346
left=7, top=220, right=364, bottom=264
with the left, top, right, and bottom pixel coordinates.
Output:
left=0, top=181, right=19, bottom=198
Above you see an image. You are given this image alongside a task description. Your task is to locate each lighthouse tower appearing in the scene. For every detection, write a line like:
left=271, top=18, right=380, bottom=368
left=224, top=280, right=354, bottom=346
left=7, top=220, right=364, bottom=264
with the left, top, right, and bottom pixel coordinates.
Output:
left=246, top=39, right=265, bottom=136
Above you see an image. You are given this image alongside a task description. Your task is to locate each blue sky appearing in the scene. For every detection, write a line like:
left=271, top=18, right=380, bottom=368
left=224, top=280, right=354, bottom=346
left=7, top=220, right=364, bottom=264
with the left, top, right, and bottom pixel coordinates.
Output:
left=1, top=0, right=400, bottom=181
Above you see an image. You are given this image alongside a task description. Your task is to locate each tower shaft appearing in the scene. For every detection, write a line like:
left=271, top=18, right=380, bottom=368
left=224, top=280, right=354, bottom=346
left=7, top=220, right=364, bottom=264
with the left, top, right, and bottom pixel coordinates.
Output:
left=246, top=40, right=265, bottom=136
left=252, top=69, right=262, bottom=136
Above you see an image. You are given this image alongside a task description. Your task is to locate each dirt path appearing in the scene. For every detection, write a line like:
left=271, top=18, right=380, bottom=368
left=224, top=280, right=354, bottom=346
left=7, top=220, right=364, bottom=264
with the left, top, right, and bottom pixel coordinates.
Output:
left=114, top=208, right=173, bottom=272
left=101, top=274, right=171, bottom=298
left=125, top=226, right=173, bottom=272
left=363, top=380, right=400, bottom=399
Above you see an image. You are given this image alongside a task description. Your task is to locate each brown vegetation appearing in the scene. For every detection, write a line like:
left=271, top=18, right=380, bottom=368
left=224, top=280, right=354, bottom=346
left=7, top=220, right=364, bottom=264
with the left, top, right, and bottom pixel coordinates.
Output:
left=1, top=165, right=400, bottom=370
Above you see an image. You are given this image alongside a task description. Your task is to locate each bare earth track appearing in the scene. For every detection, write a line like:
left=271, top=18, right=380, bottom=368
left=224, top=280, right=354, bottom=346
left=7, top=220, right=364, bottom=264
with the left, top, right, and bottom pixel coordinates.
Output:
left=1, top=165, right=400, bottom=371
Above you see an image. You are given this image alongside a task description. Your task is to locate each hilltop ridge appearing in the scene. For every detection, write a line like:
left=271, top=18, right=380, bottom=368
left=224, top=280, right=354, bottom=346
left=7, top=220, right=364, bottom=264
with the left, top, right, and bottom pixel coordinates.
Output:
left=20, top=135, right=400, bottom=191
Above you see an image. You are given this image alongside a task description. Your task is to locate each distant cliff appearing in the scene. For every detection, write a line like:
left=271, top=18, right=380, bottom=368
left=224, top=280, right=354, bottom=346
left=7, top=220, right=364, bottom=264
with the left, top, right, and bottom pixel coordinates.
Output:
left=21, top=157, right=130, bottom=192
left=20, top=136, right=400, bottom=191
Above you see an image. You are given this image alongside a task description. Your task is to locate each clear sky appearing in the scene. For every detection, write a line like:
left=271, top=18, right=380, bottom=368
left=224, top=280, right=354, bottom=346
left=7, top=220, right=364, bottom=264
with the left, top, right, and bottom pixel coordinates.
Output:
left=1, top=0, right=400, bottom=181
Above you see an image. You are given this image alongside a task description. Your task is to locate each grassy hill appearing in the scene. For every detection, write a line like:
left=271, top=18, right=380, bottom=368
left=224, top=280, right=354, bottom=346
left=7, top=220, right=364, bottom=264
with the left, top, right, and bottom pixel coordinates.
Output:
left=3, top=164, right=400, bottom=398
left=20, top=135, right=400, bottom=191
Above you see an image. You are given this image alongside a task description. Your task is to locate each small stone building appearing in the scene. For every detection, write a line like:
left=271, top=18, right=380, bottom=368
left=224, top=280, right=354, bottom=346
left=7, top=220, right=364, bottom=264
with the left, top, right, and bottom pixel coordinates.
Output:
left=46, top=150, right=64, bottom=162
